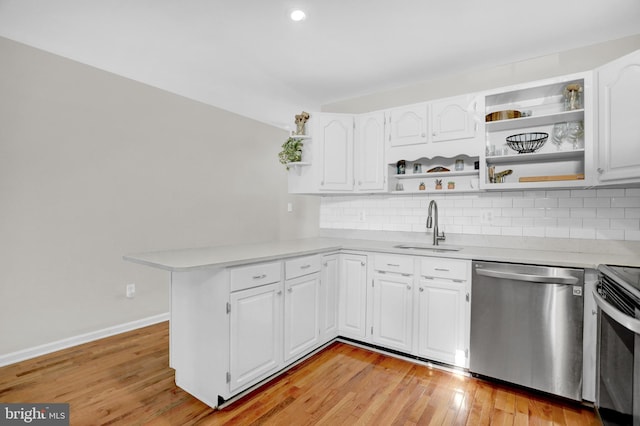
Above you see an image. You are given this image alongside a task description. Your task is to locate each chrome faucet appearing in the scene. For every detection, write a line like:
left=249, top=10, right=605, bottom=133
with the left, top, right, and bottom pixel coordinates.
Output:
left=426, top=200, right=445, bottom=246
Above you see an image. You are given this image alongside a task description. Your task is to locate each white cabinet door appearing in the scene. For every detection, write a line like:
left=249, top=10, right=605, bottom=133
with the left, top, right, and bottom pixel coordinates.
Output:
left=372, top=274, right=414, bottom=353
left=338, top=254, right=368, bottom=339
left=316, top=113, right=354, bottom=191
left=388, top=103, right=429, bottom=147
left=320, top=254, right=339, bottom=341
left=355, top=112, right=386, bottom=192
left=431, top=95, right=479, bottom=143
left=283, top=273, right=321, bottom=362
left=417, top=279, right=469, bottom=367
left=597, top=49, right=640, bottom=184
left=229, top=282, right=282, bottom=393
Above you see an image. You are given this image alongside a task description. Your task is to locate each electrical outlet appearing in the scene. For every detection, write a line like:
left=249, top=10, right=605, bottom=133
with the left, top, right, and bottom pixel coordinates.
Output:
left=481, top=209, right=493, bottom=225
left=287, top=202, right=293, bottom=213
left=126, top=283, right=136, bottom=298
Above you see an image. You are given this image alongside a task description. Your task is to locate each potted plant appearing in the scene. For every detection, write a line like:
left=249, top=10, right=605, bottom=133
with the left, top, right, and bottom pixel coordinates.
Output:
left=278, top=137, right=303, bottom=170
left=435, top=179, right=442, bottom=190
left=419, top=182, right=426, bottom=191
left=448, top=181, right=455, bottom=190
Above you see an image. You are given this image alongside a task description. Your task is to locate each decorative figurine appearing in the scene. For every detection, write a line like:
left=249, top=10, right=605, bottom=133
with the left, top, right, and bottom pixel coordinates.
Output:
left=295, top=111, right=310, bottom=135
left=419, top=182, right=426, bottom=191
left=397, top=160, right=406, bottom=175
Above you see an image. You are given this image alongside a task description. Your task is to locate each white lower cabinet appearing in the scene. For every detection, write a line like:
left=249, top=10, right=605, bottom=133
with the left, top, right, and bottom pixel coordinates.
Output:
left=283, top=272, right=321, bottom=363
left=417, top=257, right=471, bottom=368
left=417, top=279, right=468, bottom=367
left=170, top=250, right=474, bottom=409
left=338, top=253, right=368, bottom=339
left=320, top=254, right=340, bottom=340
left=371, top=273, right=414, bottom=352
left=229, top=281, right=283, bottom=393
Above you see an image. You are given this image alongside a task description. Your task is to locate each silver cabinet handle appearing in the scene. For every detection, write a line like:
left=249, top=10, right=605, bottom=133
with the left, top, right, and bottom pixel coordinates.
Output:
left=361, top=261, right=365, bottom=266
left=387, top=263, right=400, bottom=267
left=277, top=290, right=282, bottom=295
left=475, top=268, right=579, bottom=285
left=288, top=288, right=293, bottom=293
left=300, top=264, right=311, bottom=269
left=593, top=289, right=640, bottom=333
left=435, top=268, right=449, bottom=272
left=419, top=287, right=424, bottom=292
left=252, top=274, right=267, bottom=280
left=406, top=285, right=412, bottom=290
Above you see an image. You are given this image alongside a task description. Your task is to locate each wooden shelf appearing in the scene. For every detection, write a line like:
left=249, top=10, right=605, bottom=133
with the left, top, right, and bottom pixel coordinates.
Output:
left=394, top=170, right=479, bottom=180
left=486, top=149, right=584, bottom=165
left=391, top=187, right=479, bottom=195
left=485, top=109, right=584, bottom=132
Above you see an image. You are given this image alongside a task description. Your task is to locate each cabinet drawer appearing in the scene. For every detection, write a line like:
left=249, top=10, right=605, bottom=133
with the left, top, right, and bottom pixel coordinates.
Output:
left=420, top=257, right=469, bottom=282
left=230, top=261, right=281, bottom=292
left=285, top=255, right=321, bottom=280
left=374, top=254, right=414, bottom=274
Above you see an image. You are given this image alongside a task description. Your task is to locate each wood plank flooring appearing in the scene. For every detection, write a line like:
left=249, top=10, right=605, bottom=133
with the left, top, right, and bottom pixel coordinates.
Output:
left=0, top=322, right=600, bottom=425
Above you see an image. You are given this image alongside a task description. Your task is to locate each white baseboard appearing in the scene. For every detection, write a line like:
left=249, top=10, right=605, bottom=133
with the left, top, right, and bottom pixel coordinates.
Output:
left=0, top=312, right=170, bottom=368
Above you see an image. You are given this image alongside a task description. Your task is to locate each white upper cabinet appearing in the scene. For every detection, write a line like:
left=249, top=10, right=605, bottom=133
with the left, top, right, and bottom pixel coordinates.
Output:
left=431, top=94, right=481, bottom=144
left=596, top=49, right=640, bottom=184
left=316, top=113, right=355, bottom=191
left=386, top=96, right=483, bottom=165
left=355, top=112, right=386, bottom=192
left=387, top=103, right=429, bottom=147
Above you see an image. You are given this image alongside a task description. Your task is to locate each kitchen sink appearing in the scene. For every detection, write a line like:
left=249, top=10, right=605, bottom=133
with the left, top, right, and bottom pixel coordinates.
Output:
left=393, top=243, right=462, bottom=252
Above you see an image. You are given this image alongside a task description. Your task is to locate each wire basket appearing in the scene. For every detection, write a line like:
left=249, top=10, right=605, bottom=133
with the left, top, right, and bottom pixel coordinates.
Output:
left=506, top=132, right=548, bottom=154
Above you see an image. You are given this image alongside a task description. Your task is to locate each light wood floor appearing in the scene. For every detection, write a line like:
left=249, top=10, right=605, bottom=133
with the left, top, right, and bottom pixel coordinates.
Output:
left=0, top=322, right=599, bottom=425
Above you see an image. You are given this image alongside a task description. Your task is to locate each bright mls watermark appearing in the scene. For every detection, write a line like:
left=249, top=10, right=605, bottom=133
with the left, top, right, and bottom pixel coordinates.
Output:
left=0, top=404, right=69, bottom=425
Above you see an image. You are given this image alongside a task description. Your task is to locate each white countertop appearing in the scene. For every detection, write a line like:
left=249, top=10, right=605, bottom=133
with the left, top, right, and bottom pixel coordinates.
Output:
left=123, top=237, right=640, bottom=272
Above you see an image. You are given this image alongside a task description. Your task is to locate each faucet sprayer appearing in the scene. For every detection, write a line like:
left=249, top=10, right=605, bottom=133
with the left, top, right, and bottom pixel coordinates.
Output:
left=426, top=200, right=446, bottom=246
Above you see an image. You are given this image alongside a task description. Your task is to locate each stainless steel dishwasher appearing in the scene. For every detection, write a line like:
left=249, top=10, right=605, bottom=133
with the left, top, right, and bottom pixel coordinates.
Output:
left=470, top=261, right=585, bottom=401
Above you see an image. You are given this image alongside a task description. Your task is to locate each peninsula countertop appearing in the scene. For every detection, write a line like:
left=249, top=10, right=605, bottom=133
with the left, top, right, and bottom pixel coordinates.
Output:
left=123, top=237, right=640, bottom=272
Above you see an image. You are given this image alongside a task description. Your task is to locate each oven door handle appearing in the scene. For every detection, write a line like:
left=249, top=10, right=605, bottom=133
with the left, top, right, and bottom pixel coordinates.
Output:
left=592, top=288, right=640, bottom=334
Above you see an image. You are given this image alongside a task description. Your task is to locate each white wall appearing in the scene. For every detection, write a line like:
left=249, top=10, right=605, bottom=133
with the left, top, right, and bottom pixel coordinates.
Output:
left=0, top=37, right=319, bottom=356
left=323, top=34, right=640, bottom=113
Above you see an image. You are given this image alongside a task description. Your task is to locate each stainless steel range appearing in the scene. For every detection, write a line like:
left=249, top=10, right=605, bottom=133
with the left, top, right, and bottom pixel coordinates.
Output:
left=594, top=265, right=640, bottom=426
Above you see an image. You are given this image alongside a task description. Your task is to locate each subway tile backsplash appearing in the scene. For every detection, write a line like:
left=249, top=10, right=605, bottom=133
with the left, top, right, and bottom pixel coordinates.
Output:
left=319, top=188, right=640, bottom=241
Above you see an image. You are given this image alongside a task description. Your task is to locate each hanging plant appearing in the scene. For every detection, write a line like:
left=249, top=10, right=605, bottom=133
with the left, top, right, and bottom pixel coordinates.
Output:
left=278, top=137, right=303, bottom=170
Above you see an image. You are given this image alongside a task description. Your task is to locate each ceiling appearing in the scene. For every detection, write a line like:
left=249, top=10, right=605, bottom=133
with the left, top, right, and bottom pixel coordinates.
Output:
left=1, top=0, right=639, bottom=131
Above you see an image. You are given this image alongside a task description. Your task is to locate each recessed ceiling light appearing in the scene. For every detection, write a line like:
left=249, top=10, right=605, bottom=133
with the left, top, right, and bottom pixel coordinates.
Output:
left=290, top=9, right=306, bottom=22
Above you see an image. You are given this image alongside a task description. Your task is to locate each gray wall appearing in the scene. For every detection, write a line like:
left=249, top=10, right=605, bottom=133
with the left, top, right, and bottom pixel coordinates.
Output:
left=0, top=37, right=319, bottom=355
left=323, top=34, right=640, bottom=113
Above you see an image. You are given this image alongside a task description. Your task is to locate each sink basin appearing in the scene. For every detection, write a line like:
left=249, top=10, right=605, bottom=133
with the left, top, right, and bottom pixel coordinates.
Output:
left=393, top=243, right=462, bottom=252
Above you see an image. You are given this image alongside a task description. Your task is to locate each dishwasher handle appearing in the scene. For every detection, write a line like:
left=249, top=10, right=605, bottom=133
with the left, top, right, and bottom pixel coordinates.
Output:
left=475, top=268, right=579, bottom=285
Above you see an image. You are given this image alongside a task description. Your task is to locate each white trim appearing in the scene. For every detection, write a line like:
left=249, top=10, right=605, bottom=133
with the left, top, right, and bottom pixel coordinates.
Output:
left=0, top=312, right=170, bottom=368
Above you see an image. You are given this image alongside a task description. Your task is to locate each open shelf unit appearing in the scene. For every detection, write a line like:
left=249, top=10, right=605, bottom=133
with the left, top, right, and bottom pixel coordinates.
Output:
left=388, top=156, right=480, bottom=194
left=482, top=73, right=592, bottom=189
